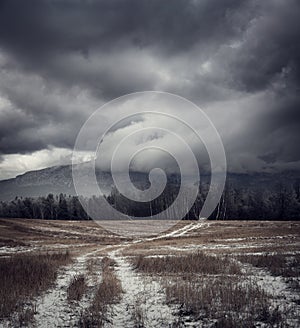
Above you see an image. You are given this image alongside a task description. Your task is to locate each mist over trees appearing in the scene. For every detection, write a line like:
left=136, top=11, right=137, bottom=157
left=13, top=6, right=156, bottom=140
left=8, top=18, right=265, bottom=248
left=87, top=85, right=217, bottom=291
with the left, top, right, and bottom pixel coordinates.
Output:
left=0, top=181, right=299, bottom=220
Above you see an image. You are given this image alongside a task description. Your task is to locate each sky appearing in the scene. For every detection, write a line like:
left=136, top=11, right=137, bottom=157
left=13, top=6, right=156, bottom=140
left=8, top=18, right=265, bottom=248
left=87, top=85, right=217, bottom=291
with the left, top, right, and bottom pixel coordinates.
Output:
left=0, top=0, right=299, bottom=179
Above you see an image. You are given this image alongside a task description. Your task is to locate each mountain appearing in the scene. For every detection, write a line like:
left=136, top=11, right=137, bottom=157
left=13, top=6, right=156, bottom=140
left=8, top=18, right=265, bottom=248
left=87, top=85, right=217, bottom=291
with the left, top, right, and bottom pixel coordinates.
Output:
left=0, top=164, right=299, bottom=201
left=0, top=164, right=178, bottom=201
left=0, top=165, right=75, bottom=201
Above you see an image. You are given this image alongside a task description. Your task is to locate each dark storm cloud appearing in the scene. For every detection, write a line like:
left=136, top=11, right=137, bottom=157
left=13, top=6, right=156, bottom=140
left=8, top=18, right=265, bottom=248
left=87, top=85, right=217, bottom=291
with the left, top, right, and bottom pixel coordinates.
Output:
left=222, top=89, right=300, bottom=170
left=0, top=0, right=249, bottom=55
left=0, top=0, right=253, bottom=100
left=223, top=0, right=300, bottom=92
left=0, top=103, right=43, bottom=154
left=258, top=91, right=300, bottom=163
left=0, top=66, right=99, bottom=154
left=0, top=0, right=299, bottom=175
left=0, top=100, right=75, bottom=155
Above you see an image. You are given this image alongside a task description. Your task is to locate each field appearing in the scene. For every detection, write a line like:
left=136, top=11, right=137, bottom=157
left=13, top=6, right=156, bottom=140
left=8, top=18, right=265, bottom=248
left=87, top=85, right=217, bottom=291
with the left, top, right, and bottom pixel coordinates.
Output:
left=0, top=218, right=299, bottom=327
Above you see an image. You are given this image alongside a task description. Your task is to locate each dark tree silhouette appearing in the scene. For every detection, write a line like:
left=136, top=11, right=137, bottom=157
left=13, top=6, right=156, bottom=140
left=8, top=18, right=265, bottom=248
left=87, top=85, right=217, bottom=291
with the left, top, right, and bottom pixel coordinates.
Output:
left=0, top=179, right=300, bottom=220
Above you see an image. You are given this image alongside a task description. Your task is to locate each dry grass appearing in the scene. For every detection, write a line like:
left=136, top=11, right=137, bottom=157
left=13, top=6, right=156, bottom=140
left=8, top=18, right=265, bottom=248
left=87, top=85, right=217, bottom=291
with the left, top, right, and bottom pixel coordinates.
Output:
left=67, top=274, right=88, bottom=302
left=101, top=256, right=117, bottom=270
left=165, top=272, right=284, bottom=326
left=0, top=251, right=71, bottom=320
left=236, top=253, right=300, bottom=278
left=122, top=220, right=300, bottom=257
left=165, top=276, right=268, bottom=316
left=90, top=257, right=121, bottom=309
left=86, top=257, right=102, bottom=282
left=237, top=252, right=300, bottom=297
left=0, top=237, right=27, bottom=247
left=0, top=218, right=125, bottom=251
left=132, top=251, right=286, bottom=326
left=0, top=219, right=299, bottom=326
left=78, top=256, right=122, bottom=327
left=131, top=251, right=241, bottom=275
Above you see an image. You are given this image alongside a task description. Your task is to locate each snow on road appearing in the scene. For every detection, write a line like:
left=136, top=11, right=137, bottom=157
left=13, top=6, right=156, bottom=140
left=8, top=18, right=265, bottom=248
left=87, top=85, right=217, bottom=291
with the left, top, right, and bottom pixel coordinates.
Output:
left=28, top=223, right=204, bottom=327
left=139, top=220, right=210, bottom=243
left=99, top=222, right=210, bottom=327
left=163, top=220, right=210, bottom=238
left=105, top=249, right=175, bottom=328
left=33, top=248, right=102, bottom=328
left=3, top=220, right=299, bottom=327
left=1, top=220, right=248, bottom=327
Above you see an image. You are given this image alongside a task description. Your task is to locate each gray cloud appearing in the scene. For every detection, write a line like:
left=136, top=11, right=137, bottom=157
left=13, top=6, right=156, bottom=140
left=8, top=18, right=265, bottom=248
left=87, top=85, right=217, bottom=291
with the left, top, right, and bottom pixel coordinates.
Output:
left=0, top=64, right=100, bottom=155
left=0, top=0, right=250, bottom=55
left=0, top=0, right=299, bottom=177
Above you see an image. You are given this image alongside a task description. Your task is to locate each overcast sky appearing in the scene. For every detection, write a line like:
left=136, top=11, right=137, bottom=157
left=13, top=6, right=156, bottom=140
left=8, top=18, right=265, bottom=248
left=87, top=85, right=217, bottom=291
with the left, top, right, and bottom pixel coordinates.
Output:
left=0, top=0, right=299, bottom=179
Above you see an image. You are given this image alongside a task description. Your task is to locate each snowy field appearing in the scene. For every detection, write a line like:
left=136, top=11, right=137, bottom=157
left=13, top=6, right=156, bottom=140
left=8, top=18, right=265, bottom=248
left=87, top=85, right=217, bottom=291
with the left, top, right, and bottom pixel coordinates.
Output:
left=0, top=218, right=299, bottom=327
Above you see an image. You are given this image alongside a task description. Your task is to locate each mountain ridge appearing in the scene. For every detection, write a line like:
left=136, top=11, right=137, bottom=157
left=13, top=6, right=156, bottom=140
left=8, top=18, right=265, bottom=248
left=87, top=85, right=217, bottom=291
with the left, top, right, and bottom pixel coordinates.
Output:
left=0, top=164, right=299, bottom=201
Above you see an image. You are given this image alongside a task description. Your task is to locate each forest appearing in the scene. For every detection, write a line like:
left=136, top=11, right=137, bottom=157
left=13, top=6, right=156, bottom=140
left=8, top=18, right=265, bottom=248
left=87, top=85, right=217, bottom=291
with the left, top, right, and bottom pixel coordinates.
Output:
left=0, top=180, right=299, bottom=221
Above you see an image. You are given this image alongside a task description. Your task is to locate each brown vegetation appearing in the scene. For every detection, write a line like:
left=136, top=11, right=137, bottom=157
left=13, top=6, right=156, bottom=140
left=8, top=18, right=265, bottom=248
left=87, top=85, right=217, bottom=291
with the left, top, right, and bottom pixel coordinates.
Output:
left=236, top=253, right=300, bottom=277
left=122, top=220, right=300, bottom=257
left=131, top=251, right=241, bottom=275
left=67, top=274, right=87, bottom=302
left=0, top=252, right=71, bottom=320
left=86, top=258, right=101, bottom=277
left=0, top=218, right=125, bottom=252
left=78, top=256, right=122, bottom=327
left=165, top=276, right=277, bottom=322
left=0, top=219, right=299, bottom=327
left=132, top=251, right=285, bottom=327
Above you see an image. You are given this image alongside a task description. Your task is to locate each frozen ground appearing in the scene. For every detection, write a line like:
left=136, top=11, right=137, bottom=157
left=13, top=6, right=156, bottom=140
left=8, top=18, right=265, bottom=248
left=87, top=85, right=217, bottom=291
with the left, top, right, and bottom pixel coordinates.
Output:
left=0, top=219, right=299, bottom=327
left=33, top=248, right=103, bottom=328
left=105, top=248, right=175, bottom=327
left=240, top=263, right=300, bottom=327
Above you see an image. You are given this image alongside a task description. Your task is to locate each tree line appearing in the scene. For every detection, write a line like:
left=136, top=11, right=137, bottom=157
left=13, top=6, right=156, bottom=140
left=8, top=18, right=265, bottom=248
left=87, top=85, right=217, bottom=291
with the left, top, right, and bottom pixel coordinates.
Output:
left=0, top=194, right=88, bottom=220
left=106, top=181, right=300, bottom=220
left=0, top=181, right=299, bottom=220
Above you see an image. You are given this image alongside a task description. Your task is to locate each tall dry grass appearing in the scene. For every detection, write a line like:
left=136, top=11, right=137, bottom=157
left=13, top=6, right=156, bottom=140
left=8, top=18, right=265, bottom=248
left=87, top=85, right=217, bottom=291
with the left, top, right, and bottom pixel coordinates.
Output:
left=67, top=274, right=87, bottom=302
left=0, top=252, right=71, bottom=320
left=165, top=276, right=270, bottom=318
left=131, top=251, right=241, bottom=275
left=132, top=251, right=284, bottom=327
left=78, top=256, right=122, bottom=327
left=237, top=253, right=300, bottom=277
